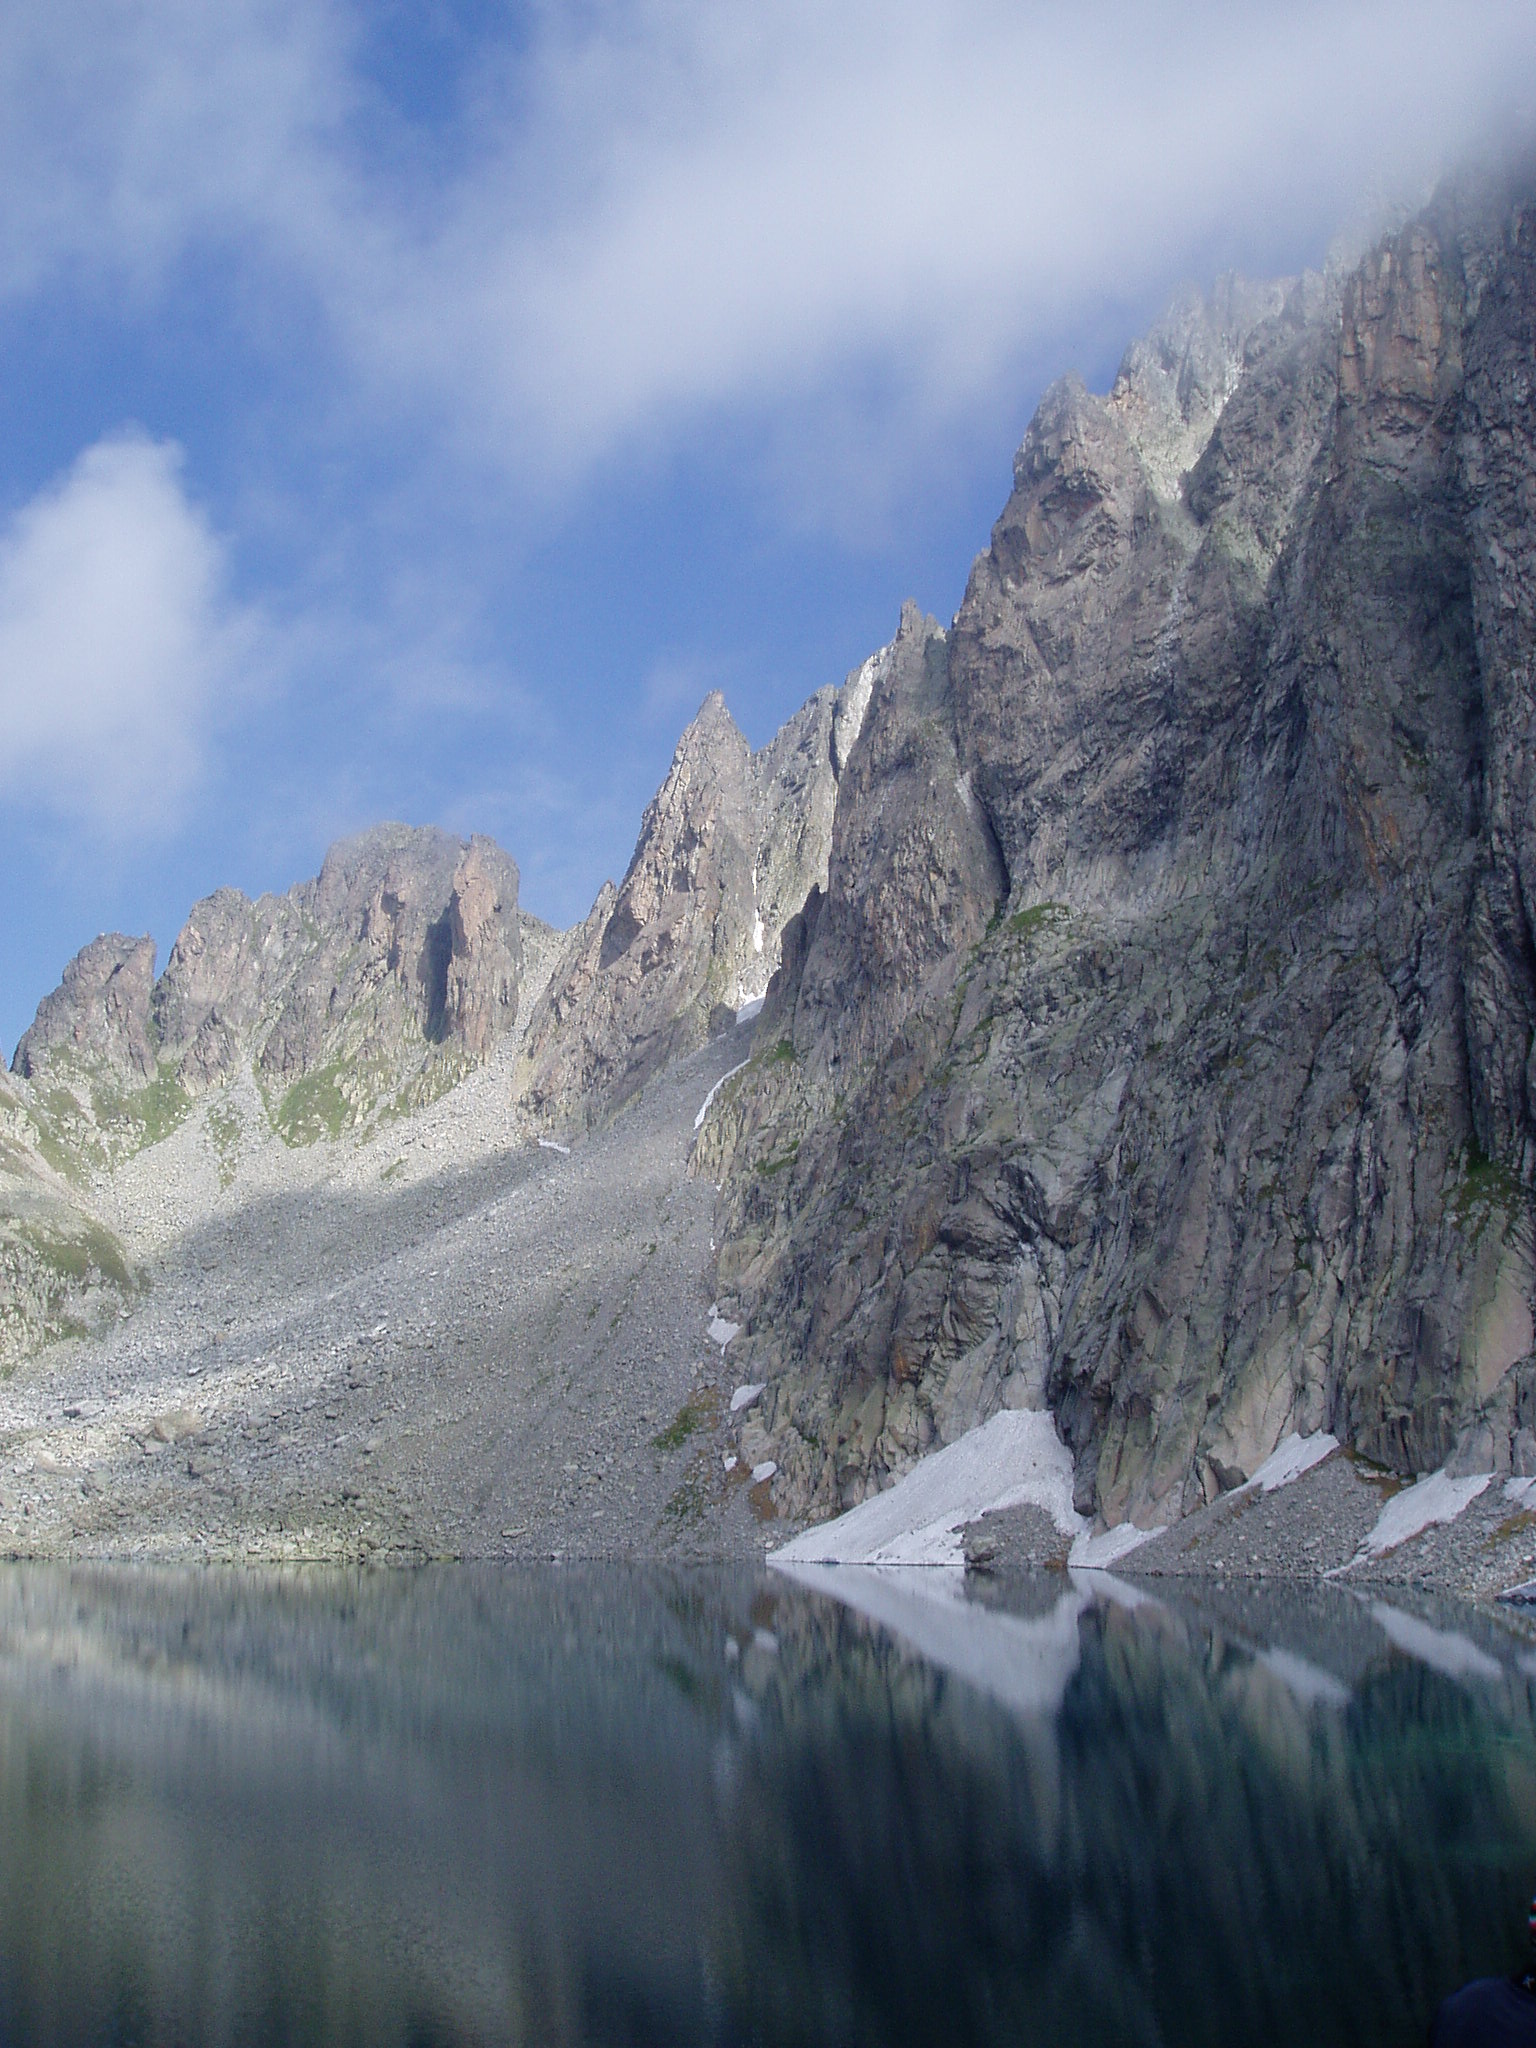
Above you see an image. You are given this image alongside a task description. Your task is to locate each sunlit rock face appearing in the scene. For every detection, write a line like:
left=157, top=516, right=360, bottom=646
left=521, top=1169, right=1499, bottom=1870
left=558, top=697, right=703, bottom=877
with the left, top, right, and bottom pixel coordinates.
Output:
left=698, top=163, right=1536, bottom=1538
left=518, top=679, right=860, bottom=1128
left=12, top=823, right=525, bottom=1146
left=13, top=933, right=160, bottom=1086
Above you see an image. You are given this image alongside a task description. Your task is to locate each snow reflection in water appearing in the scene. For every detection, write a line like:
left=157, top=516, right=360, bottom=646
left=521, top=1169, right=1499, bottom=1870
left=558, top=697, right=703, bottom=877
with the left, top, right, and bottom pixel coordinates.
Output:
left=0, top=1563, right=1533, bottom=2046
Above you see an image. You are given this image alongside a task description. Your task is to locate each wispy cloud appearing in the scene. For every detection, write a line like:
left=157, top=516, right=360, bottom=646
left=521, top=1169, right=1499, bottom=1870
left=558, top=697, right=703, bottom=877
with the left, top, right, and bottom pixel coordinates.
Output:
left=0, top=433, right=250, bottom=832
left=2, top=2, right=1532, bottom=523
left=445, top=0, right=1533, bottom=491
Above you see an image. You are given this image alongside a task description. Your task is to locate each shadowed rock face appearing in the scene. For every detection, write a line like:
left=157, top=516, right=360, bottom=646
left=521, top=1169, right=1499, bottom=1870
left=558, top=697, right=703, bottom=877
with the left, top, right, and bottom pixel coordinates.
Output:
left=14, top=825, right=525, bottom=1119
left=698, top=165, right=1536, bottom=1539
left=518, top=684, right=857, bottom=1128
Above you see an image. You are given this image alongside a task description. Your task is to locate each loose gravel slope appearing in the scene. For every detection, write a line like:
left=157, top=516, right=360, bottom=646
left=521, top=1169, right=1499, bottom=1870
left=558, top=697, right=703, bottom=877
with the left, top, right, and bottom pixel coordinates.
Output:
left=0, top=1021, right=777, bottom=1565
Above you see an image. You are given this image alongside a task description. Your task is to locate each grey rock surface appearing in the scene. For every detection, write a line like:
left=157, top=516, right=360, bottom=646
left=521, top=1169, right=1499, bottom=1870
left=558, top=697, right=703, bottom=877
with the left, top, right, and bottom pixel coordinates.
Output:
left=698, top=165, right=1536, bottom=1558
left=14, top=824, right=527, bottom=1153
left=0, top=1022, right=779, bottom=1565
left=14, top=933, right=158, bottom=1085
left=518, top=681, right=857, bottom=1129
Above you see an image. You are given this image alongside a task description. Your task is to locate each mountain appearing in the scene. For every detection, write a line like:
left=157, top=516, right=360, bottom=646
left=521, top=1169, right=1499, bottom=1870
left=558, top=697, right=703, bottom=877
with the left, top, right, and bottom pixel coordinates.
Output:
left=697, top=162, right=1536, bottom=1541
left=516, top=681, right=861, bottom=1129
left=13, top=824, right=529, bottom=1154
left=7, top=158, right=1536, bottom=1573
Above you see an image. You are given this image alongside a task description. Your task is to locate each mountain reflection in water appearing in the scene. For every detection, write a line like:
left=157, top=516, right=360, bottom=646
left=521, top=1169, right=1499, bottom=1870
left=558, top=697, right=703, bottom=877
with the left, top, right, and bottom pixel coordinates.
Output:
left=0, top=1565, right=1534, bottom=2047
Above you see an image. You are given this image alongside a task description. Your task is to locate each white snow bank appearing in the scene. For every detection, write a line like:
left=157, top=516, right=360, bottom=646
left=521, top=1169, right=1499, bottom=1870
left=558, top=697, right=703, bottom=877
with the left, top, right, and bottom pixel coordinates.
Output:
left=751, top=1460, right=777, bottom=1483
left=1358, top=1469, right=1491, bottom=1559
left=694, top=1061, right=749, bottom=1132
left=738, top=995, right=765, bottom=1022
left=775, top=1562, right=1089, bottom=1719
left=730, top=1382, right=765, bottom=1413
left=1069, top=1521, right=1157, bottom=1569
left=708, top=1315, right=741, bottom=1348
left=770, top=1409, right=1083, bottom=1569
left=537, top=1138, right=571, bottom=1156
left=1370, top=1600, right=1502, bottom=1682
left=1506, top=1476, right=1536, bottom=1504
left=1244, top=1430, right=1338, bottom=1493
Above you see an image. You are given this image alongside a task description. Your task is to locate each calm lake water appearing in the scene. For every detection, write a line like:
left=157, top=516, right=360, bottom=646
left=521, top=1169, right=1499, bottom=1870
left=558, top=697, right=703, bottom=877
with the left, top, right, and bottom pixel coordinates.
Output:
left=1, top=1563, right=1535, bottom=2047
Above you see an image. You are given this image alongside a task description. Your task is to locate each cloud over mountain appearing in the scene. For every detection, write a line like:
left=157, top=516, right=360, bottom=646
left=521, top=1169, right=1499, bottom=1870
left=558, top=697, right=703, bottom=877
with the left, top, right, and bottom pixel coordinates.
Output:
left=2, top=2, right=1533, bottom=500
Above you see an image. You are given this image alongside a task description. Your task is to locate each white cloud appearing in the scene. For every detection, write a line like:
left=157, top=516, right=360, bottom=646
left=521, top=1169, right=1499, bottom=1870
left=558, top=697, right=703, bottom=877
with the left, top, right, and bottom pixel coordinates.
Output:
left=1, top=1, right=1534, bottom=518
left=395, top=0, right=1536, bottom=491
left=0, top=433, right=242, bottom=831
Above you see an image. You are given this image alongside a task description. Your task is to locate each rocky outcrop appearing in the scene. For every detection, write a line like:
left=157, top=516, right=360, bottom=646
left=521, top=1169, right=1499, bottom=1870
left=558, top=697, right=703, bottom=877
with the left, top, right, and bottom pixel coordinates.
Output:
left=13, top=934, right=158, bottom=1085
left=519, top=682, right=858, bottom=1127
left=15, top=825, right=525, bottom=1147
left=699, top=164, right=1536, bottom=1542
left=0, top=1073, right=134, bottom=1369
left=443, top=838, right=522, bottom=1058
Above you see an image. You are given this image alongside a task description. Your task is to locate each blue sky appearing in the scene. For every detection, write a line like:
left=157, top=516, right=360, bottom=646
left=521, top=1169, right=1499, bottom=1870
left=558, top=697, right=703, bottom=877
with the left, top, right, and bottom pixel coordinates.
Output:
left=1, top=1, right=1532, bottom=1059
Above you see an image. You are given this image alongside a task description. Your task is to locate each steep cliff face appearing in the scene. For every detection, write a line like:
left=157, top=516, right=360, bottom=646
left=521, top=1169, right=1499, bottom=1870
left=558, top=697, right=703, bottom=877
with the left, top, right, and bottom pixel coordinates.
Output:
left=518, top=682, right=858, bottom=1127
left=13, top=825, right=526, bottom=1152
left=699, top=168, right=1536, bottom=1537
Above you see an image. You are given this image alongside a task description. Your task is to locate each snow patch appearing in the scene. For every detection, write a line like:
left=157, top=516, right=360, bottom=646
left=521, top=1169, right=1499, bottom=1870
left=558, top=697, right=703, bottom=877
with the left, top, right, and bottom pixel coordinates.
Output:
left=1069, top=1521, right=1157, bottom=1569
left=694, top=1060, right=749, bottom=1132
left=1243, top=1430, right=1338, bottom=1493
left=736, top=996, right=765, bottom=1024
left=537, top=1138, right=571, bottom=1156
left=730, top=1382, right=765, bottom=1413
left=752, top=913, right=764, bottom=954
left=1357, top=1469, right=1491, bottom=1559
left=770, top=1409, right=1083, bottom=1569
left=751, top=1460, right=777, bottom=1483
left=708, top=1316, right=741, bottom=1348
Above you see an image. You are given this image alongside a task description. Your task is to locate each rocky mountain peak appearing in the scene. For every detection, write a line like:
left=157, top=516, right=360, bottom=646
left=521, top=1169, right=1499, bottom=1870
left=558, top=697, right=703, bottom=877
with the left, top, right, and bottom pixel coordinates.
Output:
left=444, top=836, right=522, bottom=1059
left=1108, top=272, right=1293, bottom=498
left=12, top=933, right=158, bottom=1085
left=15, top=822, right=525, bottom=1145
left=518, top=675, right=855, bottom=1128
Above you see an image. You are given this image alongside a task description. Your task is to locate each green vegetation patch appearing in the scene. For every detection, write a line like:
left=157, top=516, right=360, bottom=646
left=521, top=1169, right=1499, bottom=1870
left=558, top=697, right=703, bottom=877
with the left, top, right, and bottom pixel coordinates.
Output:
left=1450, top=1142, right=1522, bottom=1233
left=755, top=1146, right=800, bottom=1178
left=663, top=1466, right=708, bottom=1524
left=90, top=1064, right=192, bottom=1152
left=273, top=1063, right=352, bottom=1146
left=14, top=1216, right=133, bottom=1292
left=1007, top=901, right=1070, bottom=940
left=652, top=1401, right=705, bottom=1452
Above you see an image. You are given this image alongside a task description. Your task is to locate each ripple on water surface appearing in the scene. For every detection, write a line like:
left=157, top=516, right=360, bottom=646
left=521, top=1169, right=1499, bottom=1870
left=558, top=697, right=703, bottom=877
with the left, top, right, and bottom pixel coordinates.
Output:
left=0, top=1562, right=1534, bottom=2046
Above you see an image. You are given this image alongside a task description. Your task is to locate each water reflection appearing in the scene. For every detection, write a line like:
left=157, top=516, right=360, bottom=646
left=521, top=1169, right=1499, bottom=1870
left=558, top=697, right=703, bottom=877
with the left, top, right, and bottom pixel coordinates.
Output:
left=0, top=1563, right=1533, bottom=2046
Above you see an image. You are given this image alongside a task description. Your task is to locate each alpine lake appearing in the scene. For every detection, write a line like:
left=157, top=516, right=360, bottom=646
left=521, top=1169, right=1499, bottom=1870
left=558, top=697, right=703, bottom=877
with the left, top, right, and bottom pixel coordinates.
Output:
left=1, top=1560, right=1535, bottom=2047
